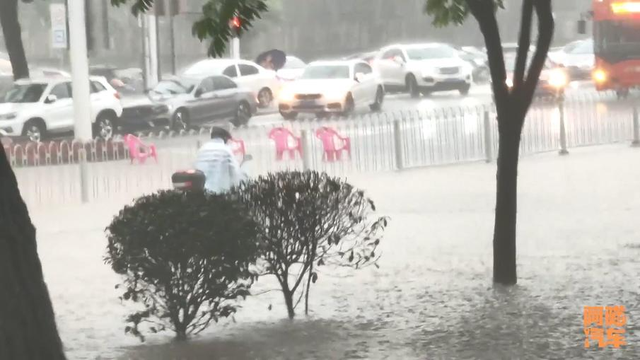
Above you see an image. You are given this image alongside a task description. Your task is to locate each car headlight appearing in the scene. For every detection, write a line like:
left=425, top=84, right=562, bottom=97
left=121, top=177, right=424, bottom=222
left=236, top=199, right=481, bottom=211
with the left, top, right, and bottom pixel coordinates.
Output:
left=593, top=69, right=607, bottom=83
left=0, top=112, right=17, bottom=120
left=548, top=70, right=568, bottom=89
left=279, top=89, right=295, bottom=102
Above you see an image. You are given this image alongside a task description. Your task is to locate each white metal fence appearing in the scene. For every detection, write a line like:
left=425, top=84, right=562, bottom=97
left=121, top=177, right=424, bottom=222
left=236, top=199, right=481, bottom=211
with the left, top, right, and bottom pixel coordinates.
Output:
left=8, top=94, right=640, bottom=209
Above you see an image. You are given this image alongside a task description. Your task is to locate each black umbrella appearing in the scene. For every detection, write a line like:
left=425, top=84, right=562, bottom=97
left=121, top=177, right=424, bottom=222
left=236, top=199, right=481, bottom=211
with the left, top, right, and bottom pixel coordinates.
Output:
left=255, top=49, right=287, bottom=71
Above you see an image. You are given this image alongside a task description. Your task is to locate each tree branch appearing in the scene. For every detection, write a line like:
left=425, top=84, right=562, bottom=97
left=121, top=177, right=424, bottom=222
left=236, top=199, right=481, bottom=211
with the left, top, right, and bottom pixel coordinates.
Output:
left=521, top=0, right=554, bottom=108
left=466, top=0, right=508, bottom=110
left=513, top=0, right=534, bottom=89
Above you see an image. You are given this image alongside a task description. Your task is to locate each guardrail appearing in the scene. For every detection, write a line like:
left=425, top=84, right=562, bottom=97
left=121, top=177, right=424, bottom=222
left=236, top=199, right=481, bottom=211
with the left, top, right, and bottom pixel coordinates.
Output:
left=8, top=93, right=640, bottom=209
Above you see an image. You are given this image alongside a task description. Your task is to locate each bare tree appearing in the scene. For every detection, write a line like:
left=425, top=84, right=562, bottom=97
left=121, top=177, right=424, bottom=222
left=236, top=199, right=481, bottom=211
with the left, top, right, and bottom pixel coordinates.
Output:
left=426, top=0, right=554, bottom=285
left=231, top=171, right=388, bottom=319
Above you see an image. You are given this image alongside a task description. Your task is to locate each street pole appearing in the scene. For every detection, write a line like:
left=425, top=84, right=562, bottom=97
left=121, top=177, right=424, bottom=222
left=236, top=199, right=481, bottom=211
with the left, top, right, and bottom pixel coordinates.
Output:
left=232, top=37, right=240, bottom=59
left=167, top=0, right=177, bottom=74
left=632, top=107, right=640, bottom=147
left=557, top=91, right=569, bottom=155
left=68, top=0, right=92, bottom=141
left=68, top=0, right=92, bottom=203
left=139, top=15, right=148, bottom=91
left=147, top=14, right=159, bottom=86
left=154, top=3, right=162, bottom=81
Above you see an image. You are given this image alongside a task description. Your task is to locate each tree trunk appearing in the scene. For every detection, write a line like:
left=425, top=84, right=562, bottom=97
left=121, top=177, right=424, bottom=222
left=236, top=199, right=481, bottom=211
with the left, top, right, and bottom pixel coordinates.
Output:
left=282, top=288, right=295, bottom=320
left=175, top=327, right=187, bottom=341
left=492, top=123, right=522, bottom=285
left=0, top=144, right=66, bottom=357
left=0, top=0, right=30, bottom=80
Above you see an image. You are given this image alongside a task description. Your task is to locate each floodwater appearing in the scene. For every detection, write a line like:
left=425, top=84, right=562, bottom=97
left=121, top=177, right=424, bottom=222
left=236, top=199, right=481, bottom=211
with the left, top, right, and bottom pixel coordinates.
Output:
left=34, top=144, right=640, bottom=359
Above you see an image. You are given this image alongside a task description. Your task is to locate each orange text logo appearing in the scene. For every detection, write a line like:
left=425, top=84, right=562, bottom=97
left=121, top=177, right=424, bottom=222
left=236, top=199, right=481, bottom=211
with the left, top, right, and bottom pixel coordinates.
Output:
left=584, top=306, right=627, bottom=349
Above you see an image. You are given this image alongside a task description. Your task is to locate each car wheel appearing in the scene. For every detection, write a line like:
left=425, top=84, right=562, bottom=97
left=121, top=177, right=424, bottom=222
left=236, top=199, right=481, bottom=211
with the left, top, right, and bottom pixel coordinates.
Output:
left=342, top=94, right=355, bottom=116
left=257, top=88, right=273, bottom=108
left=232, top=101, right=252, bottom=128
left=93, top=113, right=116, bottom=140
left=459, top=84, right=471, bottom=96
left=280, top=111, right=298, bottom=120
left=172, top=109, right=189, bottom=131
left=22, top=119, right=46, bottom=142
left=406, top=74, right=420, bottom=98
left=369, top=86, right=384, bottom=112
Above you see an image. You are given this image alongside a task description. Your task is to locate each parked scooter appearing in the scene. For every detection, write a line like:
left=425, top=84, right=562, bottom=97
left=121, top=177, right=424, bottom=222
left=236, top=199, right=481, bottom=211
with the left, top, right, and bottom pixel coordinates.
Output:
left=171, top=154, right=253, bottom=190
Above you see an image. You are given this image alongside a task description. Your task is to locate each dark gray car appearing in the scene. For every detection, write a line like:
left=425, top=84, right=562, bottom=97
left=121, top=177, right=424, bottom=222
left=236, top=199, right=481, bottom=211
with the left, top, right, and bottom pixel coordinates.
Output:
left=149, top=75, right=258, bottom=130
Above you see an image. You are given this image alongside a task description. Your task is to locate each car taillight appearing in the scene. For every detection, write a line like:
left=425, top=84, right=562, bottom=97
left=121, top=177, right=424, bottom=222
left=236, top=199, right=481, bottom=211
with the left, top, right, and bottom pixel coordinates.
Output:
left=114, top=92, right=121, bottom=100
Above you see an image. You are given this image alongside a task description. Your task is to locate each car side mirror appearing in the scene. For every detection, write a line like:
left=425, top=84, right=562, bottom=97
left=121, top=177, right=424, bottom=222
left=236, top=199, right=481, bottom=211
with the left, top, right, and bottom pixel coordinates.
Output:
left=355, top=72, right=365, bottom=82
left=194, top=88, right=203, bottom=98
left=45, top=94, right=57, bottom=104
left=578, top=20, right=587, bottom=35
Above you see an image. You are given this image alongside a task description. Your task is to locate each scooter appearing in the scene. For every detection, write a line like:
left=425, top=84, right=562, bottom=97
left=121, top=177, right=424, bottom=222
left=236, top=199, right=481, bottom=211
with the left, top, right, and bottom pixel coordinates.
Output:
left=171, top=154, right=253, bottom=190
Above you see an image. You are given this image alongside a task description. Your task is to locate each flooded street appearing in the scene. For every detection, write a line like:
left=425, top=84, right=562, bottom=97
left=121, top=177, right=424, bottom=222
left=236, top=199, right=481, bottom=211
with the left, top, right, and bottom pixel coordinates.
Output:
left=32, top=144, right=640, bottom=359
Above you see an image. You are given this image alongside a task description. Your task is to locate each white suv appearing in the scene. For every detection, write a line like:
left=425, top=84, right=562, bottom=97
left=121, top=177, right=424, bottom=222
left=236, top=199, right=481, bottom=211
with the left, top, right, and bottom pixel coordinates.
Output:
left=373, top=43, right=473, bottom=98
left=0, top=76, right=123, bottom=141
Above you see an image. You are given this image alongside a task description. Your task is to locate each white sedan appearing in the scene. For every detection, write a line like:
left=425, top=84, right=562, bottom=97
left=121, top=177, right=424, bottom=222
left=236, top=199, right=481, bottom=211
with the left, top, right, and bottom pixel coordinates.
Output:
left=182, top=59, right=280, bottom=108
left=278, top=60, right=384, bottom=120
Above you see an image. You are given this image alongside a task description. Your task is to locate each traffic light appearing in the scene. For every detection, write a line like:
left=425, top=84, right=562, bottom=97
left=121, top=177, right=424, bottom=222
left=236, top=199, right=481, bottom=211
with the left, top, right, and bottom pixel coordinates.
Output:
left=230, top=16, right=241, bottom=37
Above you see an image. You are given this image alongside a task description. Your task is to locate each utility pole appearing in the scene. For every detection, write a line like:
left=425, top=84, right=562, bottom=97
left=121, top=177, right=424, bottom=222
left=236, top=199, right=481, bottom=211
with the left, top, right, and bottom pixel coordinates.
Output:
left=232, top=37, right=240, bottom=59
left=147, top=13, right=159, bottom=86
left=154, top=3, right=162, bottom=81
left=141, top=14, right=159, bottom=90
left=230, top=16, right=241, bottom=59
left=165, top=0, right=177, bottom=74
left=68, top=0, right=92, bottom=141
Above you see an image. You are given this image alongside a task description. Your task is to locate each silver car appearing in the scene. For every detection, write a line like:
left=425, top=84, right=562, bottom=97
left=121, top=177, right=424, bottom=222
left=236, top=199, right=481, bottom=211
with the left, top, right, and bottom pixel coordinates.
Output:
left=149, top=75, right=258, bottom=130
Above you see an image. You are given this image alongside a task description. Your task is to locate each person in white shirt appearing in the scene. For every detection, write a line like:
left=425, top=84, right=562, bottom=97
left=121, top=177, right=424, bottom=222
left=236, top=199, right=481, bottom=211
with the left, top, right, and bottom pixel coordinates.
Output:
left=194, top=127, right=245, bottom=193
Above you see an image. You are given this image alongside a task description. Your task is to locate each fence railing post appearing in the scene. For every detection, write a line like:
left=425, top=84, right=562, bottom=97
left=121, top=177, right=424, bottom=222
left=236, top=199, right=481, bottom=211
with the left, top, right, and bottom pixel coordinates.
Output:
left=300, top=129, right=312, bottom=171
left=483, top=110, right=493, bottom=163
left=393, top=119, right=404, bottom=171
left=558, top=98, right=569, bottom=155
left=632, top=107, right=640, bottom=147
left=79, top=146, right=89, bottom=203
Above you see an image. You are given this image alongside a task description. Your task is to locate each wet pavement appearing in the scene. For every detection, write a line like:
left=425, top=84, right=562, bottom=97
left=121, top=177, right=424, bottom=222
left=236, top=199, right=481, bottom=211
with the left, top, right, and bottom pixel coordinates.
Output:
left=31, top=144, right=640, bottom=359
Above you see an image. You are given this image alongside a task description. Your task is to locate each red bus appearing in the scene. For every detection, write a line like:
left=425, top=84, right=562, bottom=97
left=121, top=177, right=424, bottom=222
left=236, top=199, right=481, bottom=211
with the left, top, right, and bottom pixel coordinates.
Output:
left=591, top=0, right=640, bottom=96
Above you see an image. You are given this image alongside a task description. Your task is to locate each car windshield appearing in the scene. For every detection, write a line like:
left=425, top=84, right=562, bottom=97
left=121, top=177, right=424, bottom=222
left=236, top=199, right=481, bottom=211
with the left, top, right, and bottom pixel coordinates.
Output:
left=184, top=61, right=225, bottom=75
left=152, top=79, right=196, bottom=95
left=301, top=65, right=350, bottom=79
left=406, top=46, right=458, bottom=60
left=569, top=40, right=593, bottom=55
left=1, top=83, right=47, bottom=103
left=505, top=55, right=552, bottom=73
left=284, top=57, right=306, bottom=69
